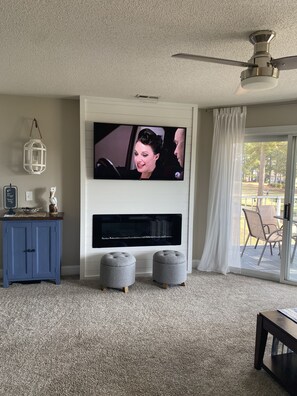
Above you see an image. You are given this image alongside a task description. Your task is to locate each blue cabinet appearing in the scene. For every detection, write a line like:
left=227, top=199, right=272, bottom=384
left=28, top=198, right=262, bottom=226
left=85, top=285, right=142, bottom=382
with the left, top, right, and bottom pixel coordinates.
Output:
left=2, top=218, right=63, bottom=288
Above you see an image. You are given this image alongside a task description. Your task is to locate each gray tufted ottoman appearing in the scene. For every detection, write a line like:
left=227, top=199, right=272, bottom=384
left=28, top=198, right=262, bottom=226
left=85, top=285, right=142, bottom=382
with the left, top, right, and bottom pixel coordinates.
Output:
left=153, top=250, right=187, bottom=289
left=100, top=252, right=136, bottom=293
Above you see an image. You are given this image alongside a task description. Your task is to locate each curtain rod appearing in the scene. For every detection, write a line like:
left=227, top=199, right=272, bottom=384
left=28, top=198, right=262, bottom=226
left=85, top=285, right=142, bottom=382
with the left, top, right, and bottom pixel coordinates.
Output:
left=204, top=105, right=246, bottom=112
left=203, top=99, right=297, bottom=112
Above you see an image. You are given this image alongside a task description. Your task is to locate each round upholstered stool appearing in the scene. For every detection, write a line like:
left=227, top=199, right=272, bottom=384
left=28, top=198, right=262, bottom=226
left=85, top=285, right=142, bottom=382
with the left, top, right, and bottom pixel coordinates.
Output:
left=100, top=252, right=136, bottom=293
left=153, top=250, right=187, bottom=289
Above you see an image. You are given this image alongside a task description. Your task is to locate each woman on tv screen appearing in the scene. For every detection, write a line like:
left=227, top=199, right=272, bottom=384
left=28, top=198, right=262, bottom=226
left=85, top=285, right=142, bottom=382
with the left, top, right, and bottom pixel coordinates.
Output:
left=131, top=128, right=163, bottom=179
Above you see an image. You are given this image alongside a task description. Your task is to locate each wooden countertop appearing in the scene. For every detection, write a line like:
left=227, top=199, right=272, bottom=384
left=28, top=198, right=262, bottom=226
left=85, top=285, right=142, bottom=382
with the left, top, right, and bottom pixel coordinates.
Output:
left=0, top=210, right=64, bottom=221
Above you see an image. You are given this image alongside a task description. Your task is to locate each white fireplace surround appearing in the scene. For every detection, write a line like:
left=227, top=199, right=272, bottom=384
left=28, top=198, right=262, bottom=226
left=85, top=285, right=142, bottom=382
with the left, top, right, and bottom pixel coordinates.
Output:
left=80, top=96, right=198, bottom=279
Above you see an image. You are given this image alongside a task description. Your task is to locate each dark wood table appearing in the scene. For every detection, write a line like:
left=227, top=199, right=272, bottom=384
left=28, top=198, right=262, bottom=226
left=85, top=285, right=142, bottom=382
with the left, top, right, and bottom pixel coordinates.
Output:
left=254, top=310, right=297, bottom=395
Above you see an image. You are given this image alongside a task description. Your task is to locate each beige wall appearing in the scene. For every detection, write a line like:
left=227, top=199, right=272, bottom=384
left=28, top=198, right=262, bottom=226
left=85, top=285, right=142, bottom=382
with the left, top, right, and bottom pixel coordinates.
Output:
left=246, top=102, right=297, bottom=127
left=193, top=102, right=297, bottom=260
left=0, top=95, right=80, bottom=273
left=193, top=109, right=213, bottom=260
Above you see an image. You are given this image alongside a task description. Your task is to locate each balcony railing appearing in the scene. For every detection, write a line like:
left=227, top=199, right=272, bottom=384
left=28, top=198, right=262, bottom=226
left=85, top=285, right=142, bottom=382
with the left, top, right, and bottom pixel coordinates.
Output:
left=241, top=195, right=283, bottom=214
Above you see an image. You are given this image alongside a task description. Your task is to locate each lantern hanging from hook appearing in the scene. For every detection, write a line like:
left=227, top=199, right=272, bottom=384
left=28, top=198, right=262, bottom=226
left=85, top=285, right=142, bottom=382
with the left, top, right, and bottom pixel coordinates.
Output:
left=23, top=118, right=46, bottom=175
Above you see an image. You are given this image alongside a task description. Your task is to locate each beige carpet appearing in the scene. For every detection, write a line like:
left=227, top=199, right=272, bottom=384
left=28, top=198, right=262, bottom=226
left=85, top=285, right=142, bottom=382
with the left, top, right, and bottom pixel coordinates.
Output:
left=0, top=271, right=295, bottom=395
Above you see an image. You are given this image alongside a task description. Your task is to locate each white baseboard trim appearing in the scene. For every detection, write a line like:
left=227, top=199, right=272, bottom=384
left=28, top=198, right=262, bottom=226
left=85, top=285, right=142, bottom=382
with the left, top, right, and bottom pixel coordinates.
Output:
left=1, top=262, right=195, bottom=281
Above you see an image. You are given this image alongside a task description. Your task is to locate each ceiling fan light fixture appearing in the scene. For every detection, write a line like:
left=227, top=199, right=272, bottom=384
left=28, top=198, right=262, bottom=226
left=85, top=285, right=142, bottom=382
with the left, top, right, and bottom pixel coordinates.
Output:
left=240, top=64, right=279, bottom=91
left=241, top=75, right=278, bottom=91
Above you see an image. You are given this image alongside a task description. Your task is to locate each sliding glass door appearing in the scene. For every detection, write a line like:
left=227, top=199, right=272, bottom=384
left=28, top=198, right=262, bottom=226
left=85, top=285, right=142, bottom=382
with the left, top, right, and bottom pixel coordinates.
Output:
left=281, top=135, right=297, bottom=284
left=238, top=136, right=287, bottom=281
left=235, top=127, right=297, bottom=286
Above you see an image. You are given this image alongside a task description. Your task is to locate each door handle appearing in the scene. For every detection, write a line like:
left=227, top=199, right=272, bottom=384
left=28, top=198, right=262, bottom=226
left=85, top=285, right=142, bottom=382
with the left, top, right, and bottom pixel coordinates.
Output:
left=24, top=249, right=36, bottom=253
left=284, top=203, right=291, bottom=221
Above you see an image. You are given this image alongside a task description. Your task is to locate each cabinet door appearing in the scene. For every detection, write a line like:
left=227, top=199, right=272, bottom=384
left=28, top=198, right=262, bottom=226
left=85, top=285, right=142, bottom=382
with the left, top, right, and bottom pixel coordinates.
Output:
left=5, top=222, right=32, bottom=280
left=32, top=221, right=58, bottom=279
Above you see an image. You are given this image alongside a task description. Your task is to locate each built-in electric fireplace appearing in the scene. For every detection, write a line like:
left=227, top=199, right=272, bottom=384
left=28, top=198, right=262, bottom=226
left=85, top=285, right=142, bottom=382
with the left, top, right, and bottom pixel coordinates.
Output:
left=92, top=214, right=182, bottom=248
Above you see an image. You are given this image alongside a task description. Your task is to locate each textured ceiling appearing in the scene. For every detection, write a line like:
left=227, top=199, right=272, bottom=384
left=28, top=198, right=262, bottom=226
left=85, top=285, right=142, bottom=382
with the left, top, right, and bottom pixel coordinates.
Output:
left=1, top=0, right=297, bottom=107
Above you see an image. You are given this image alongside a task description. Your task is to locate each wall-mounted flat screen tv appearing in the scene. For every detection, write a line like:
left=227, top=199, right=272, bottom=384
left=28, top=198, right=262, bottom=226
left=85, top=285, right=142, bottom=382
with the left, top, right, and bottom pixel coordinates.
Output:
left=94, top=123, right=186, bottom=180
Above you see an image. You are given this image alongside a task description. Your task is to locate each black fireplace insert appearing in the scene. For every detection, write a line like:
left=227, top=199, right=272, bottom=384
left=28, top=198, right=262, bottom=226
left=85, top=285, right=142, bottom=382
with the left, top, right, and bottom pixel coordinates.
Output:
left=93, top=214, right=182, bottom=247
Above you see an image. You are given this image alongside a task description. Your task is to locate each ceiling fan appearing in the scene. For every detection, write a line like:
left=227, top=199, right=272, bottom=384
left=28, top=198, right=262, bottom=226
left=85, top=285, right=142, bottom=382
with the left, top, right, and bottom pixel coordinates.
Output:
left=172, top=30, right=297, bottom=91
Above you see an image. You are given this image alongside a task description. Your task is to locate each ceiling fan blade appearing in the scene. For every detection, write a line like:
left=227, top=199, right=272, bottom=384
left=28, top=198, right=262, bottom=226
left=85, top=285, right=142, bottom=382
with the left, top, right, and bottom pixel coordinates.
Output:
left=172, top=53, right=256, bottom=68
left=271, top=55, right=297, bottom=70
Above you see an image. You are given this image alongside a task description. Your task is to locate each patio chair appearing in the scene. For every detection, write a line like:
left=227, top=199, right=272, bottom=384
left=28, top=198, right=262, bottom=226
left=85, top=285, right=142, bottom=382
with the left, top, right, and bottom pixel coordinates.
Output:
left=241, top=208, right=283, bottom=265
left=257, top=205, right=297, bottom=263
left=256, top=204, right=280, bottom=249
left=257, top=205, right=280, bottom=233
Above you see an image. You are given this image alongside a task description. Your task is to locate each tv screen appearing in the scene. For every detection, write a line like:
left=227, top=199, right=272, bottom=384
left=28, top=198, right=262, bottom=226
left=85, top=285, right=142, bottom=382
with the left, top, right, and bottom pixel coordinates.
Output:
left=94, top=123, right=186, bottom=180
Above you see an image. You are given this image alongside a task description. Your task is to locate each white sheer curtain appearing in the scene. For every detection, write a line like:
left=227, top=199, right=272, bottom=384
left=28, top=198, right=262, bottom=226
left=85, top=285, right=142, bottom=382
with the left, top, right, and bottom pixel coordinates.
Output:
left=198, top=106, right=247, bottom=274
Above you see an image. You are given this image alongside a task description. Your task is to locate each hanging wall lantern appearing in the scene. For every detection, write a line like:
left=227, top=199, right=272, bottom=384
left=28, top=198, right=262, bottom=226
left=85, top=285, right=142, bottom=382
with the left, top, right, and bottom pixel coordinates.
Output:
left=23, top=118, right=46, bottom=175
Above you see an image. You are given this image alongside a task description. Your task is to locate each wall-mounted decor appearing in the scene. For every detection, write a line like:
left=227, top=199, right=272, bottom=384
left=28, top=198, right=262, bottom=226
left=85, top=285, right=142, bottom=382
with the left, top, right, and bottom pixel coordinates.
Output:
left=23, top=118, right=46, bottom=174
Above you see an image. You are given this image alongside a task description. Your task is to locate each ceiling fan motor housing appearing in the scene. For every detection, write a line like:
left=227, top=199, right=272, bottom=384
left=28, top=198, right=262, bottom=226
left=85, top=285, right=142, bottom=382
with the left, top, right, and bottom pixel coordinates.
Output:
left=241, top=30, right=279, bottom=89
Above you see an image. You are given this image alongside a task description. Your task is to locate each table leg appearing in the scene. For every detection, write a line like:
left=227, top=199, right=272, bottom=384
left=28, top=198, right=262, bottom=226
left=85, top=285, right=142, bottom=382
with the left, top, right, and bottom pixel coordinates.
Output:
left=254, top=313, right=268, bottom=369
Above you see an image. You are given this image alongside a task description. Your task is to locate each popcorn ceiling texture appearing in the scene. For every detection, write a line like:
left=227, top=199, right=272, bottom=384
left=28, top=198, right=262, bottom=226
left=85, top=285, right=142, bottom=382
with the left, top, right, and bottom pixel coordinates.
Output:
left=1, top=1, right=297, bottom=106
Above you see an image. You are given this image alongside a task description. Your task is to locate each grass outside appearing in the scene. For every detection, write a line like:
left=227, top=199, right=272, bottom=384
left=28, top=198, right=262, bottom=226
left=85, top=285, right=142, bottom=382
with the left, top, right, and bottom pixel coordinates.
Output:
left=242, top=182, right=285, bottom=196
